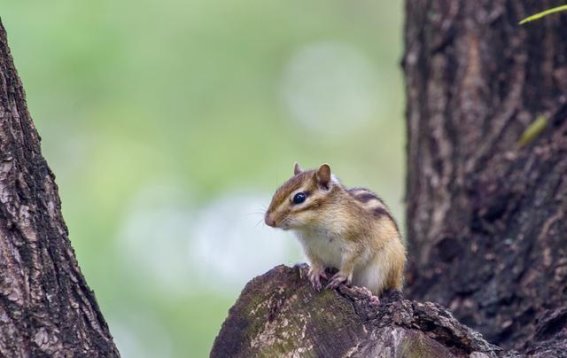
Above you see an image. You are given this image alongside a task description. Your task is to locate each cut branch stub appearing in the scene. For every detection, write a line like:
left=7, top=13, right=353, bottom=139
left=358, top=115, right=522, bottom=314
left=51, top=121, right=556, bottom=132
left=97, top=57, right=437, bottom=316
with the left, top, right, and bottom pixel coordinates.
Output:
left=211, top=265, right=513, bottom=358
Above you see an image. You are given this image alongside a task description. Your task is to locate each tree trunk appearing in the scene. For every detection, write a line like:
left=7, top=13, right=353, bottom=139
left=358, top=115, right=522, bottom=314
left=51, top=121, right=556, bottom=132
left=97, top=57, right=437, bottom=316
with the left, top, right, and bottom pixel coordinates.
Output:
left=0, top=20, right=119, bottom=357
left=404, top=0, right=567, bottom=355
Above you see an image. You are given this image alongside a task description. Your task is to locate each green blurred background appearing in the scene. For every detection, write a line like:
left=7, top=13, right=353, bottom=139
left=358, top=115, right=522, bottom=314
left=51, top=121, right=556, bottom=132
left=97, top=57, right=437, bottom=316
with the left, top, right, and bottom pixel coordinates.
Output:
left=2, top=1, right=404, bottom=356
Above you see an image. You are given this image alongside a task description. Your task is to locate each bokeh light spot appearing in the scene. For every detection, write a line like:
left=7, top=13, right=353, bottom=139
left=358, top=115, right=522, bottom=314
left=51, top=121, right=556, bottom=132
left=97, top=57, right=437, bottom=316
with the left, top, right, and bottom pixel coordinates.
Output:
left=281, top=41, right=381, bottom=137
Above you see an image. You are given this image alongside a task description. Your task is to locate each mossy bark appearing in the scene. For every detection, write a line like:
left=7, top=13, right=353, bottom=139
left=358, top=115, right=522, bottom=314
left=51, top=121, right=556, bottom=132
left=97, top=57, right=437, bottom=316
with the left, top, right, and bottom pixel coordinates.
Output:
left=211, top=265, right=510, bottom=358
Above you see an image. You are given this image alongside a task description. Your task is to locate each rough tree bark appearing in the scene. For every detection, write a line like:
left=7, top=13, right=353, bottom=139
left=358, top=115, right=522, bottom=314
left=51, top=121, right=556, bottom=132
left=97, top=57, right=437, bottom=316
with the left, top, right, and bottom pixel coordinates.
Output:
left=212, top=1, right=567, bottom=357
left=0, top=21, right=119, bottom=357
left=404, top=1, right=567, bottom=355
left=212, top=265, right=514, bottom=357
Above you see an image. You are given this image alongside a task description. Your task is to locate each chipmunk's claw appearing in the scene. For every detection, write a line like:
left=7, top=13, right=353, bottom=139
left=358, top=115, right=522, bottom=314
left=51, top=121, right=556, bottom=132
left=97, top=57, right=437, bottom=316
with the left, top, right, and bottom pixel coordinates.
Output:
left=326, top=272, right=350, bottom=289
left=308, top=267, right=328, bottom=291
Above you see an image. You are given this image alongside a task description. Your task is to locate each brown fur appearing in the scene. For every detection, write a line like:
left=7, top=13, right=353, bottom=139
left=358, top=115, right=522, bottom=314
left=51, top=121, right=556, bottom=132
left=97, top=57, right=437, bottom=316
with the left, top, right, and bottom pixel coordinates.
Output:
left=265, top=164, right=407, bottom=296
left=268, top=170, right=317, bottom=209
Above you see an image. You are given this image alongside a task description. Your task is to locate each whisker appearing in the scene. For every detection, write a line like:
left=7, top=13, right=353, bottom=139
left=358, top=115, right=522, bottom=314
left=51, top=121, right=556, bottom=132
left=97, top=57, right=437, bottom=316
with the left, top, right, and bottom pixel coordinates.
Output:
left=245, top=211, right=265, bottom=216
left=246, top=203, right=268, bottom=217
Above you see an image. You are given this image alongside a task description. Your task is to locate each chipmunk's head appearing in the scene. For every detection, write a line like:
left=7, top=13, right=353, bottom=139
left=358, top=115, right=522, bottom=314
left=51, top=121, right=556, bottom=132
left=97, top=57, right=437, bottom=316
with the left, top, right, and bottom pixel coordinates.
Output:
left=265, top=163, right=337, bottom=230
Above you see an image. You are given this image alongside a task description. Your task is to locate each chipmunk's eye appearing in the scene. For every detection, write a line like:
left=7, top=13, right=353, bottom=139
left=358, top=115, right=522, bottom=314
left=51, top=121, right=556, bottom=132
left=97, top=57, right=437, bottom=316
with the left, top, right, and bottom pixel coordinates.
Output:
left=292, top=192, right=306, bottom=204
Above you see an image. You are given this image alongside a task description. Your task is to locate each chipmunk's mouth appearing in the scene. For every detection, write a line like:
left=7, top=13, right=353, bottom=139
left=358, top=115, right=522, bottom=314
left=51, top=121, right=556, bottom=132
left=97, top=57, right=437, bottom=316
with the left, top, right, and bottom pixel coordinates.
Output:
left=265, top=213, right=297, bottom=230
left=279, top=218, right=293, bottom=230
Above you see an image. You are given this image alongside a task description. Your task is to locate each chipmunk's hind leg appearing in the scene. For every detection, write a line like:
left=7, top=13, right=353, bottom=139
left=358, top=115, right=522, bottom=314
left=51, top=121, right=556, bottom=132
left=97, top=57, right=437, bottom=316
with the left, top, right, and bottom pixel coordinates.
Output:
left=354, top=260, right=388, bottom=296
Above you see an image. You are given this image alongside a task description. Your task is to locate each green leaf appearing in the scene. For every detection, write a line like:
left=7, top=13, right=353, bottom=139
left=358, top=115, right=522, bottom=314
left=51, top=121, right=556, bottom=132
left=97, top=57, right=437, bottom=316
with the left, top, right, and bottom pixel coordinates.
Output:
left=519, top=5, right=567, bottom=25
left=517, top=115, right=548, bottom=147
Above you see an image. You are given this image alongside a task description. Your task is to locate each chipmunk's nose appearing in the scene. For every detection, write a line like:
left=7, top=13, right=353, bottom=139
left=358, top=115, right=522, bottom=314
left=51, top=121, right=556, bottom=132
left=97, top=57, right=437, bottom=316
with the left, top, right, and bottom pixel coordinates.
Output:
left=265, top=213, right=276, bottom=227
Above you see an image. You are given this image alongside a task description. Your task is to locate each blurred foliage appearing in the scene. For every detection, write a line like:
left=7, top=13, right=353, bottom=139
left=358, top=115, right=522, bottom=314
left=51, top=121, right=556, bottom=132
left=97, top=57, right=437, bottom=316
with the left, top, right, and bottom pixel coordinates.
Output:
left=517, top=115, right=548, bottom=147
left=2, top=0, right=404, bottom=356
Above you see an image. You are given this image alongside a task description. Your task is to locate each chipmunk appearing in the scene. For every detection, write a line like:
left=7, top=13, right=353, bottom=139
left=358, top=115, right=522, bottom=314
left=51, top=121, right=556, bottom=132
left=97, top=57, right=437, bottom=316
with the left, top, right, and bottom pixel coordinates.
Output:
left=265, top=163, right=406, bottom=296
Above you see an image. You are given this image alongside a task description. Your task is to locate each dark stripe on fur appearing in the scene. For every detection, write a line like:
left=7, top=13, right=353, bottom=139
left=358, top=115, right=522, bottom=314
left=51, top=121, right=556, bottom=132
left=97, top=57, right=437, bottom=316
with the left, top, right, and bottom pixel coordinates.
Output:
left=372, top=207, right=389, bottom=218
left=355, top=192, right=378, bottom=203
left=348, top=188, right=386, bottom=205
left=294, top=197, right=324, bottom=213
left=373, top=207, right=400, bottom=233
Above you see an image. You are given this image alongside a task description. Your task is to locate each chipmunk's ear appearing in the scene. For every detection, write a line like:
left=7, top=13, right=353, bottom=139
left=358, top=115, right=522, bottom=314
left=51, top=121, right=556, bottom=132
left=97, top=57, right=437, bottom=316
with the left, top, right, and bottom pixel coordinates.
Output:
left=293, top=162, right=303, bottom=175
left=316, top=164, right=331, bottom=189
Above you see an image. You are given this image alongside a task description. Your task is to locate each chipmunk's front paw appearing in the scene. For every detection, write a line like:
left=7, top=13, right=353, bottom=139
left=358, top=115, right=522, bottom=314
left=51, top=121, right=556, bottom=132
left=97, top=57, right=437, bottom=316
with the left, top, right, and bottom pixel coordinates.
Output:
left=327, top=272, right=351, bottom=289
left=308, top=266, right=328, bottom=291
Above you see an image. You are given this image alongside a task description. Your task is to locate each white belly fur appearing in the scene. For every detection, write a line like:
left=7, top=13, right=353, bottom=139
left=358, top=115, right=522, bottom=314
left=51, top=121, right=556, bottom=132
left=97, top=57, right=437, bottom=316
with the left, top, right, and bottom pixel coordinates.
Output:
left=295, top=228, right=396, bottom=294
left=352, top=252, right=388, bottom=294
left=295, top=228, right=344, bottom=269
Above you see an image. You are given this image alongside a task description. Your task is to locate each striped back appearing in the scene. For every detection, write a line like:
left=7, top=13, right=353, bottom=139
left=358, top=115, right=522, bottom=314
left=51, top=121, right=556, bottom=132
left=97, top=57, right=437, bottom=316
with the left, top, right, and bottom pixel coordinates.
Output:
left=347, top=187, right=399, bottom=232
